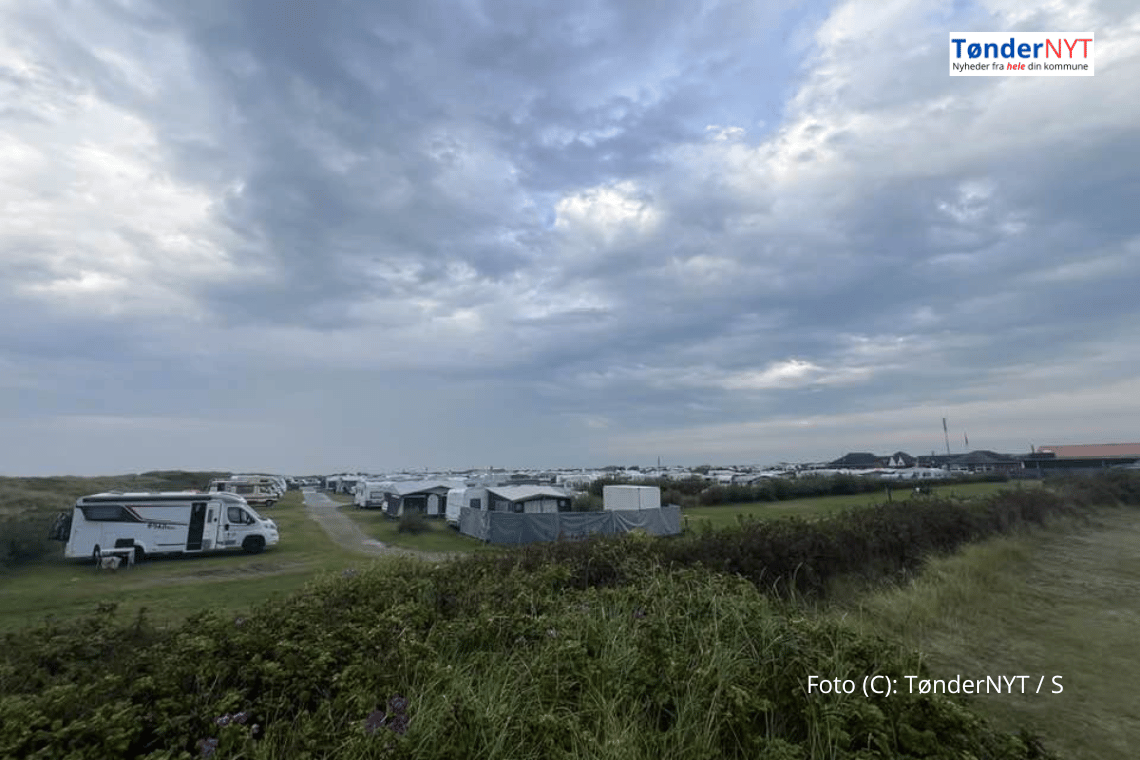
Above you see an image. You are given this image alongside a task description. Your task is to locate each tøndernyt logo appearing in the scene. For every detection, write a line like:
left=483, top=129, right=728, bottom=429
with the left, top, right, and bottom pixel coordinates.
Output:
left=949, top=32, right=1094, bottom=76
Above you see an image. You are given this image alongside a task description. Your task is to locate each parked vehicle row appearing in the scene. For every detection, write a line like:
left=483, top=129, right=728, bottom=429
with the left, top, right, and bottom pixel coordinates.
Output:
left=207, top=475, right=285, bottom=508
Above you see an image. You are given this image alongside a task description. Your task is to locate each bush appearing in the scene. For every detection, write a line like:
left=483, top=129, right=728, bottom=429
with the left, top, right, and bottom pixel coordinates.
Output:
left=397, top=509, right=430, bottom=534
left=0, top=564, right=1057, bottom=760
left=0, top=516, right=60, bottom=569
left=570, top=493, right=603, bottom=512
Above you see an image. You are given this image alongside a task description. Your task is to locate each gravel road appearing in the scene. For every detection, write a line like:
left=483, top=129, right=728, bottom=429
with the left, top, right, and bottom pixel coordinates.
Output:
left=302, top=489, right=460, bottom=563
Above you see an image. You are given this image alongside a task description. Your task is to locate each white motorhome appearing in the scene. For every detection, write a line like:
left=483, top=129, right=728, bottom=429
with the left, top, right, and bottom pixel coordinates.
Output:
left=229, top=475, right=285, bottom=496
left=49, top=491, right=279, bottom=563
left=207, top=479, right=278, bottom=508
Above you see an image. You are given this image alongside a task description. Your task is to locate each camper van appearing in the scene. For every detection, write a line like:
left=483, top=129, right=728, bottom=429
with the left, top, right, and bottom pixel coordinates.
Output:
left=207, top=478, right=278, bottom=508
left=48, top=491, right=280, bottom=563
left=229, top=475, right=285, bottom=496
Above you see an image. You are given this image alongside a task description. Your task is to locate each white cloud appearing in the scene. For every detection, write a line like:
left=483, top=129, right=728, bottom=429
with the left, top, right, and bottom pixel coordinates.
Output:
left=0, top=11, right=257, bottom=320
left=554, top=180, right=661, bottom=242
left=722, top=359, right=822, bottom=390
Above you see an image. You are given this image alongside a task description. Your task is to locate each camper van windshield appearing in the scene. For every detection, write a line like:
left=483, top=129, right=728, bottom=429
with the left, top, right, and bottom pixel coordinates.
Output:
left=227, top=506, right=260, bottom=524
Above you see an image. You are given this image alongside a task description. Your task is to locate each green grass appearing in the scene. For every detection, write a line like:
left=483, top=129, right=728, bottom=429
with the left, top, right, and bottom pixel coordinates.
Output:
left=0, top=491, right=367, bottom=632
left=833, top=507, right=1140, bottom=760
left=1, top=554, right=1047, bottom=760
left=337, top=503, right=497, bottom=553
left=682, top=480, right=1028, bottom=530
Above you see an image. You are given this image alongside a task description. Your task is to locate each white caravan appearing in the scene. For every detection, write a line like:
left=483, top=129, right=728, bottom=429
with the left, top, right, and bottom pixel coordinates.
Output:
left=354, top=480, right=393, bottom=509
left=446, top=487, right=488, bottom=527
left=49, top=491, right=280, bottom=563
left=208, top=479, right=279, bottom=508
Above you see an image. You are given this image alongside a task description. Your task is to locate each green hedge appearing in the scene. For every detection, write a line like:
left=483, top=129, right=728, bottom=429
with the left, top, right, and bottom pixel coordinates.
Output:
left=592, top=472, right=1014, bottom=510
left=2, top=564, right=1054, bottom=759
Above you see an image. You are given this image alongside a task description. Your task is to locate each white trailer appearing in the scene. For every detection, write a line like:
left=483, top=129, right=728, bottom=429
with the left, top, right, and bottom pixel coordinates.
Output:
left=355, top=480, right=393, bottom=509
left=446, top=486, right=489, bottom=527
left=603, top=485, right=662, bottom=510
left=49, top=491, right=280, bottom=563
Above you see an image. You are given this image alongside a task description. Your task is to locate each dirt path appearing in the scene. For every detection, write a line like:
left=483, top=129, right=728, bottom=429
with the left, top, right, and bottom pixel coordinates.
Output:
left=302, top=490, right=460, bottom=563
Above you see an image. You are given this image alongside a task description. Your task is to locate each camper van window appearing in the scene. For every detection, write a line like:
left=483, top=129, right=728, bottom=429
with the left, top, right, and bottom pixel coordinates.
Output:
left=469, top=498, right=481, bottom=510
left=227, top=506, right=247, bottom=524
left=81, top=504, right=129, bottom=521
left=236, top=484, right=254, bottom=495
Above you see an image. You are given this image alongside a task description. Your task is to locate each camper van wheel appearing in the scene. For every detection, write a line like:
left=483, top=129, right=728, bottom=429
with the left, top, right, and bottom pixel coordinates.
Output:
left=92, top=545, right=101, bottom=570
left=242, top=536, right=265, bottom=554
left=133, top=546, right=146, bottom=564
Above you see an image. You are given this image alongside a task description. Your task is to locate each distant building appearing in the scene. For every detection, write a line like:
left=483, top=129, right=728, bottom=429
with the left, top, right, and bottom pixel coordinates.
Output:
left=1035, top=443, right=1140, bottom=459
left=944, top=450, right=1023, bottom=474
left=828, top=452, right=886, bottom=469
left=1020, top=443, right=1140, bottom=474
left=887, top=451, right=916, bottom=468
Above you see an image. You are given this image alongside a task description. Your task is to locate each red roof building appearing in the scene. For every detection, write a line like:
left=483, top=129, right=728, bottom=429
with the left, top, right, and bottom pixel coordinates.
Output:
left=1036, top=443, right=1140, bottom=459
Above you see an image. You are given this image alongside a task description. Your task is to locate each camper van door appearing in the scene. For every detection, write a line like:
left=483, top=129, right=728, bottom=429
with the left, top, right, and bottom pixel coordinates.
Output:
left=220, top=505, right=241, bottom=547
left=186, top=501, right=208, bottom=551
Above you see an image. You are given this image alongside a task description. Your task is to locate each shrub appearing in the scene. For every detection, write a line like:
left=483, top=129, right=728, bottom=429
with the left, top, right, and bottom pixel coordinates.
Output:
left=0, top=562, right=1058, bottom=760
left=571, top=493, right=603, bottom=512
left=0, top=516, right=60, bottom=569
left=397, top=509, right=429, bottom=534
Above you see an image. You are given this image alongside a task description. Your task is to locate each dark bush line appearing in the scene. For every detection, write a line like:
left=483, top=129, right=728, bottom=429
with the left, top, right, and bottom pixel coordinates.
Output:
left=591, top=471, right=1014, bottom=510
left=479, top=471, right=1140, bottom=601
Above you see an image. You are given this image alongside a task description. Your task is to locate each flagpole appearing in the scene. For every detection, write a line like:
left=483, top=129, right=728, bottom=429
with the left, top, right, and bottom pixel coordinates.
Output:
left=942, top=417, right=951, bottom=457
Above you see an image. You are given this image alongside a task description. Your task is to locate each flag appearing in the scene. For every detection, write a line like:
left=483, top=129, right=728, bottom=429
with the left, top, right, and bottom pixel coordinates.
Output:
left=964, top=432, right=969, bottom=447
left=942, top=417, right=948, bottom=433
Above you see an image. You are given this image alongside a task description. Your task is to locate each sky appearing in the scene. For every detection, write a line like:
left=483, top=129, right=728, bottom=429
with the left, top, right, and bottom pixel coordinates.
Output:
left=2, top=0, right=1138, bottom=476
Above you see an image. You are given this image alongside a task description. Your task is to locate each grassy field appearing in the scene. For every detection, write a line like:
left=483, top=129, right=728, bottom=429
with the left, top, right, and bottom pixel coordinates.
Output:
left=833, top=506, right=1140, bottom=760
left=0, top=491, right=369, bottom=633
left=0, top=480, right=1041, bottom=633
left=681, top=480, right=1029, bottom=530
left=3, top=474, right=1138, bottom=757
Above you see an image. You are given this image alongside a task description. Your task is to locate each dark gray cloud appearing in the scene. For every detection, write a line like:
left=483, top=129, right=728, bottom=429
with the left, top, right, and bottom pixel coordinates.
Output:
left=1, top=0, right=1138, bottom=474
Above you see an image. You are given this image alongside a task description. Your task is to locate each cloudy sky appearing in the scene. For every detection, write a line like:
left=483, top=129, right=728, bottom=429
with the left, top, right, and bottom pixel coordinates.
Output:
left=2, top=0, right=1137, bottom=476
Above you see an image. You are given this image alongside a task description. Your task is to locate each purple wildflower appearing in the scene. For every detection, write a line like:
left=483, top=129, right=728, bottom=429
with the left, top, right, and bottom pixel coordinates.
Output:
left=387, top=695, right=408, bottom=715
left=197, top=737, right=219, bottom=757
left=215, top=714, right=232, bottom=727
left=364, top=709, right=387, bottom=735
left=233, top=711, right=248, bottom=725
left=388, top=714, right=409, bottom=735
